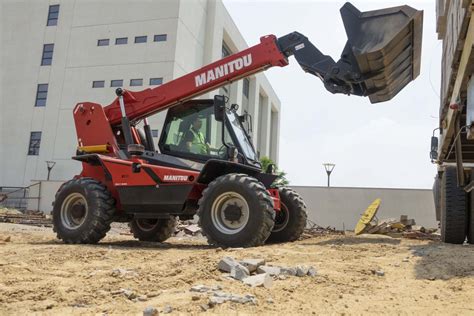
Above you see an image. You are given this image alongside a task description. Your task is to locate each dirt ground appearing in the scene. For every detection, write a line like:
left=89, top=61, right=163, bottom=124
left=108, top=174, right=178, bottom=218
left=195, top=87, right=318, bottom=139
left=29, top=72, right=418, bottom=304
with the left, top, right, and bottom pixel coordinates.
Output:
left=1, top=223, right=474, bottom=315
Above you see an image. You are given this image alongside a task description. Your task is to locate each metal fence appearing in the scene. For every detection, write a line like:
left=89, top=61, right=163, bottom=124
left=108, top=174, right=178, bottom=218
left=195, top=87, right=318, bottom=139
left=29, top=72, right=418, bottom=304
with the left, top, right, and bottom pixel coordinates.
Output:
left=0, top=183, right=40, bottom=211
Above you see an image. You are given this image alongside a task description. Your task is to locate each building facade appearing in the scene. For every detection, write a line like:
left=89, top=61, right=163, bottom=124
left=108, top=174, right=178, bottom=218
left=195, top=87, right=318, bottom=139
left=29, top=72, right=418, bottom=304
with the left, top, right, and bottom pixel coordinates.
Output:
left=0, top=0, right=281, bottom=188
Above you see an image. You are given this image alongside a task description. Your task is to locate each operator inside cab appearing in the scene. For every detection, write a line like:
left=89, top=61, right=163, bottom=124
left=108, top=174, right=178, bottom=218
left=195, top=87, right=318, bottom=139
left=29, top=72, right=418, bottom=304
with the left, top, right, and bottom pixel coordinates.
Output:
left=184, top=116, right=209, bottom=155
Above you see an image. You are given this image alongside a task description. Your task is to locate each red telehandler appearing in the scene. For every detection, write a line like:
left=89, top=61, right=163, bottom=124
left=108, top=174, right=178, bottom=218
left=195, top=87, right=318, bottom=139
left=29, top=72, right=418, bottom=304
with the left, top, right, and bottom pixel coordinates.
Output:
left=52, top=3, right=423, bottom=247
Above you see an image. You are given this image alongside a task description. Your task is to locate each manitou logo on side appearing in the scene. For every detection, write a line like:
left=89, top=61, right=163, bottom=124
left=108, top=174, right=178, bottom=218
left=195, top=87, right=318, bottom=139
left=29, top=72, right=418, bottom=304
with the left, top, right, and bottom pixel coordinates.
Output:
left=195, top=54, right=253, bottom=87
left=163, top=175, right=189, bottom=182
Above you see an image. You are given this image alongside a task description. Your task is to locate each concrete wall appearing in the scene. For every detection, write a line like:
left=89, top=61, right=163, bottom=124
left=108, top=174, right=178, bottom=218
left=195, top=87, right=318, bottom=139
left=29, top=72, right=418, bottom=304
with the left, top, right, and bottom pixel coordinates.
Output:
left=290, top=186, right=437, bottom=230
left=27, top=180, right=63, bottom=214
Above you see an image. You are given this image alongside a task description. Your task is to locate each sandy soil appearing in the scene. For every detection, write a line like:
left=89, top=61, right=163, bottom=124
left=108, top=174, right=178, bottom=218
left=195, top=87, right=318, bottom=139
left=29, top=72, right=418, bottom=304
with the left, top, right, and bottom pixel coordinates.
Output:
left=1, top=223, right=474, bottom=315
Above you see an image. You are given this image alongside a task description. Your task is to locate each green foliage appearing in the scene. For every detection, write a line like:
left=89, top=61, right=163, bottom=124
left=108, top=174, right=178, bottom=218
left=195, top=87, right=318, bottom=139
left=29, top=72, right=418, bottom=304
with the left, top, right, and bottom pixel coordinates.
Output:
left=260, top=156, right=289, bottom=187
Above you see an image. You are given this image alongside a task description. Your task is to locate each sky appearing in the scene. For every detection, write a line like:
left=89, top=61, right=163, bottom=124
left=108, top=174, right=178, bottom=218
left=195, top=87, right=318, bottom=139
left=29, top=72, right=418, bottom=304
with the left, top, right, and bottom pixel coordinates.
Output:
left=221, top=0, right=440, bottom=189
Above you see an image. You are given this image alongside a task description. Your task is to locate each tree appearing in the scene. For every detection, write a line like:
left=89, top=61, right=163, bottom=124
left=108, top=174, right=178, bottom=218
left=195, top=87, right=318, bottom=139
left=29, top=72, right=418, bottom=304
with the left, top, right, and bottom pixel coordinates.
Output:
left=260, top=156, right=289, bottom=187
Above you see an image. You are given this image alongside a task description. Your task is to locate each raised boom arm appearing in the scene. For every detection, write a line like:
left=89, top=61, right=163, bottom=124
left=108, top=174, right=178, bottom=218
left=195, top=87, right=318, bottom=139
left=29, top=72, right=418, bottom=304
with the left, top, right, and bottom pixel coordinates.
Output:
left=102, top=3, right=422, bottom=127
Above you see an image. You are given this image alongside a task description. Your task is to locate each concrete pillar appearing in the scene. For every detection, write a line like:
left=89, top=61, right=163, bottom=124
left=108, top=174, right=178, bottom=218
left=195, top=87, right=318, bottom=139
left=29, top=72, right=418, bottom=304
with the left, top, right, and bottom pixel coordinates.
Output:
left=247, top=76, right=259, bottom=145
left=270, top=105, right=280, bottom=163
left=259, top=94, right=271, bottom=157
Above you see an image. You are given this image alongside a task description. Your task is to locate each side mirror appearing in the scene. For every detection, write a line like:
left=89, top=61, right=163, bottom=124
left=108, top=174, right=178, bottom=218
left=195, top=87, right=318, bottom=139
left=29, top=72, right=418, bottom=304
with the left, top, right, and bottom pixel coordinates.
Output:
left=214, top=95, right=226, bottom=122
left=430, top=136, right=438, bottom=160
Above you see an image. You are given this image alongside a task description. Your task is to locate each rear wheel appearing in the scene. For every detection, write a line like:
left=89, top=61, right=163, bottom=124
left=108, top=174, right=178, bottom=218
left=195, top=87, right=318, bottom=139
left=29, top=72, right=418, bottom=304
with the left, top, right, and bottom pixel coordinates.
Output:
left=198, top=173, right=275, bottom=248
left=266, top=187, right=307, bottom=243
left=129, top=217, right=177, bottom=242
left=440, top=167, right=467, bottom=244
left=52, top=178, right=115, bottom=244
left=468, top=170, right=474, bottom=244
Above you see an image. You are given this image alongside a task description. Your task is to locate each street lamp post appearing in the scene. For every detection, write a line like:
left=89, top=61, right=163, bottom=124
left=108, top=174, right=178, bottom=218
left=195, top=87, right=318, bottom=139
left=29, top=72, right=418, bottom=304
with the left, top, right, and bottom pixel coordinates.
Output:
left=46, top=161, right=56, bottom=181
left=322, top=163, right=336, bottom=187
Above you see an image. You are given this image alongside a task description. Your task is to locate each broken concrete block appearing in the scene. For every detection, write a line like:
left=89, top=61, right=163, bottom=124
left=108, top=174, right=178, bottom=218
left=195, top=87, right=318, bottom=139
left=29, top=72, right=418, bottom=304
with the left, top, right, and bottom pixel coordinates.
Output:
left=257, top=265, right=281, bottom=276
left=239, top=258, right=265, bottom=273
left=218, top=256, right=238, bottom=272
left=209, top=296, right=227, bottom=305
left=296, top=266, right=309, bottom=277
left=230, top=264, right=250, bottom=281
left=190, top=284, right=209, bottom=293
left=162, top=305, right=173, bottom=314
left=243, top=273, right=273, bottom=288
left=307, top=266, right=317, bottom=277
left=371, top=269, right=385, bottom=276
left=280, top=267, right=297, bottom=276
left=143, top=306, right=158, bottom=316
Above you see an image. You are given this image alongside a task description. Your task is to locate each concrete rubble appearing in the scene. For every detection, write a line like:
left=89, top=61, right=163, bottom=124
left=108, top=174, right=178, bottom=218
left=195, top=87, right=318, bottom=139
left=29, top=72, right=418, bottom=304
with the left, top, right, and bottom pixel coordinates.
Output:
left=189, top=284, right=257, bottom=308
left=217, top=256, right=317, bottom=289
left=364, top=215, right=439, bottom=240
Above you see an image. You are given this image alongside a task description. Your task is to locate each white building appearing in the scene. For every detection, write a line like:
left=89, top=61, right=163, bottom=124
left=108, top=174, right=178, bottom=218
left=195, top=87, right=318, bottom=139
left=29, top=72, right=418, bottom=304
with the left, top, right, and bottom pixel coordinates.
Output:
left=0, top=0, right=281, bottom=189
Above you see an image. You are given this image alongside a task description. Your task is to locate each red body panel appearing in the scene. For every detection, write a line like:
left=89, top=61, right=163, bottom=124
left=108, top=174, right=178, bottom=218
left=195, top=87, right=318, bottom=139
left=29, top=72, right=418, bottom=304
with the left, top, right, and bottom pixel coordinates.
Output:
left=72, top=35, right=286, bottom=213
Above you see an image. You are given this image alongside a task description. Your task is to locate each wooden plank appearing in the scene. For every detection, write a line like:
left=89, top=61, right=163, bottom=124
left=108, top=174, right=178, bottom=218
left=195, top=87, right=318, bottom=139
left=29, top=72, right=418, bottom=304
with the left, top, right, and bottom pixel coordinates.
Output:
left=439, top=10, right=474, bottom=160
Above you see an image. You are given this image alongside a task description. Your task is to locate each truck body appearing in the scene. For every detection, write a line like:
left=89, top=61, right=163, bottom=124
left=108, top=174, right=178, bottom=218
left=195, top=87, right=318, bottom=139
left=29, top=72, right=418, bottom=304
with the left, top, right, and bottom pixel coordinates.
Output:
left=433, top=0, right=474, bottom=243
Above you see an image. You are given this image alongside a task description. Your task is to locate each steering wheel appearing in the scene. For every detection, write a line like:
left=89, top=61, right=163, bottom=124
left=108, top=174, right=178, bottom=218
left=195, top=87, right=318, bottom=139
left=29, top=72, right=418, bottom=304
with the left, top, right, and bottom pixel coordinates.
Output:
left=217, top=144, right=228, bottom=158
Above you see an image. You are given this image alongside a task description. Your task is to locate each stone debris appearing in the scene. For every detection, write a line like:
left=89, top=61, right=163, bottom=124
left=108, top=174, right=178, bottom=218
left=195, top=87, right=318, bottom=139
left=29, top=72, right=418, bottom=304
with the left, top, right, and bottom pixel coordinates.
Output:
left=162, top=305, right=173, bottom=314
left=362, top=215, right=439, bottom=240
left=307, top=266, right=317, bottom=277
left=143, top=306, right=159, bottom=316
left=137, top=295, right=148, bottom=302
left=296, top=266, right=309, bottom=277
left=174, top=219, right=202, bottom=238
left=230, top=264, right=250, bottom=281
left=239, top=258, right=265, bottom=273
left=190, top=284, right=210, bottom=293
left=114, top=288, right=136, bottom=300
left=242, top=273, right=273, bottom=288
left=371, top=269, right=385, bottom=277
left=257, top=265, right=281, bottom=276
left=218, top=256, right=239, bottom=273
left=0, top=209, right=52, bottom=227
left=111, top=268, right=138, bottom=279
left=209, top=292, right=257, bottom=306
left=280, top=267, right=297, bottom=276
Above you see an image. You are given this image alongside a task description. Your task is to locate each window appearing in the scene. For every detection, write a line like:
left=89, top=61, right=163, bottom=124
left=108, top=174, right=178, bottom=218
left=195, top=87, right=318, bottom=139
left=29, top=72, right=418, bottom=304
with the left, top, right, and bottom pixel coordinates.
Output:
left=92, top=81, right=105, bottom=88
left=243, top=78, right=250, bottom=99
left=222, top=42, right=231, bottom=58
left=110, top=80, right=123, bottom=87
left=149, top=78, right=163, bottom=86
left=97, top=39, right=109, bottom=46
left=162, top=105, right=235, bottom=157
left=135, top=36, right=147, bottom=43
left=115, top=37, right=128, bottom=45
left=130, top=79, right=143, bottom=86
left=41, top=44, right=54, bottom=66
left=47, top=5, right=59, bottom=26
left=151, top=129, right=159, bottom=137
left=154, top=34, right=167, bottom=42
left=35, top=84, right=48, bottom=107
left=28, top=132, right=42, bottom=156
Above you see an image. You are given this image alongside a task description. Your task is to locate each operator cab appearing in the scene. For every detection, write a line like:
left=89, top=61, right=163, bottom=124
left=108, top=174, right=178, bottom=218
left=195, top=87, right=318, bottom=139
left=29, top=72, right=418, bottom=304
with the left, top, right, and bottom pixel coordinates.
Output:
left=159, top=96, right=261, bottom=169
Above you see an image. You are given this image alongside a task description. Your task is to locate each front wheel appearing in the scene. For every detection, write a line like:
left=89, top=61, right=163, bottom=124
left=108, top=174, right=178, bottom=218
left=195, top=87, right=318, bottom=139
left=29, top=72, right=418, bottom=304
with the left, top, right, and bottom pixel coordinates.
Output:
left=129, top=217, right=177, bottom=242
left=52, top=178, right=116, bottom=244
left=266, top=187, right=307, bottom=243
left=198, top=174, right=275, bottom=248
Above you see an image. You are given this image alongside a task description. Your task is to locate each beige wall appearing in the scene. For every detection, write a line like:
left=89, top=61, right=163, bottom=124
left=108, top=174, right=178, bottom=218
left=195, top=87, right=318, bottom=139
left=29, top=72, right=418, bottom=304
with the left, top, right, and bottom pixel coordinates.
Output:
left=291, top=186, right=437, bottom=230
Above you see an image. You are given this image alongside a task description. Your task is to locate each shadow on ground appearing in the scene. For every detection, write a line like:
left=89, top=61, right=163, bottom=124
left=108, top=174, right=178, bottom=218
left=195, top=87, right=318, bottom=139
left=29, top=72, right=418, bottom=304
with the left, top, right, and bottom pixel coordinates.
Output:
left=302, top=236, right=401, bottom=246
left=409, top=242, right=474, bottom=280
left=31, top=239, right=214, bottom=251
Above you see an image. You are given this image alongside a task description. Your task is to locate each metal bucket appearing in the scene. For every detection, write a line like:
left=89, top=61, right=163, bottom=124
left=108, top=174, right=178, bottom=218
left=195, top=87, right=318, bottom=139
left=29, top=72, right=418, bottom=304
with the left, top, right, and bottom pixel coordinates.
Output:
left=340, top=2, right=423, bottom=103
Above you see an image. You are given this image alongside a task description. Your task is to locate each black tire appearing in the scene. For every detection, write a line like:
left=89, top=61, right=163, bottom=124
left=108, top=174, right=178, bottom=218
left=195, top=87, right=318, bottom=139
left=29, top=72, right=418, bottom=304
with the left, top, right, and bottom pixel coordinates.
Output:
left=198, top=173, right=275, bottom=248
left=266, top=187, right=307, bottom=243
left=468, top=170, right=474, bottom=244
left=129, top=217, right=177, bottom=242
left=440, top=167, right=467, bottom=244
left=433, top=175, right=441, bottom=221
left=52, top=178, right=115, bottom=244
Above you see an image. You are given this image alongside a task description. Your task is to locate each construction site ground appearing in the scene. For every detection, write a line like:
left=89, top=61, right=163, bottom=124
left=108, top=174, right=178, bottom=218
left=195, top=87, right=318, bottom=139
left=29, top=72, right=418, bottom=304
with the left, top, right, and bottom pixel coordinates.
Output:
left=1, top=222, right=474, bottom=315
